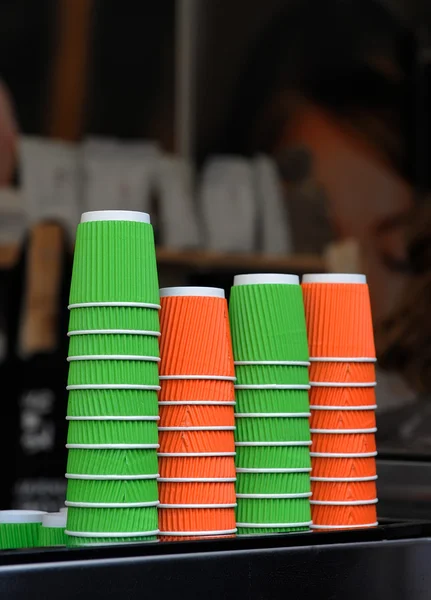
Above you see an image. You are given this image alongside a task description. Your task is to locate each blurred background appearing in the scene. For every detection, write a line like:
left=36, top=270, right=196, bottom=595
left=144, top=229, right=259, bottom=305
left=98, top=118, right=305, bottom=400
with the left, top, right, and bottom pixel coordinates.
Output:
left=0, top=0, right=430, bottom=519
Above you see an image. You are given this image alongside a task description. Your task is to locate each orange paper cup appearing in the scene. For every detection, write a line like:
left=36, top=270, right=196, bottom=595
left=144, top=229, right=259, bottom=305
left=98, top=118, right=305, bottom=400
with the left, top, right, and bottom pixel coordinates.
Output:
left=311, top=456, right=377, bottom=478
left=158, top=481, right=236, bottom=505
left=311, top=433, right=377, bottom=454
left=301, top=275, right=375, bottom=359
left=159, top=379, right=235, bottom=402
left=309, top=386, right=377, bottom=408
left=159, top=507, right=237, bottom=533
left=309, top=362, right=376, bottom=383
left=158, top=455, right=236, bottom=479
left=159, top=290, right=235, bottom=377
left=311, top=480, right=377, bottom=502
left=160, top=533, right=235, bottom=542
left=158, top=430, right=236, bottom=454
left=311, top=503, right=378, bottom=527
left=159, top=404, right=235, bottom=428
left=310, top=410, right=376, bottom=431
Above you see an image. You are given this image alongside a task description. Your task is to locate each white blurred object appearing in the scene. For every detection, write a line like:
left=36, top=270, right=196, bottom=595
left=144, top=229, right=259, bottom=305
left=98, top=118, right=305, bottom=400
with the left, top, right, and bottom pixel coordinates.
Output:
left=254, top=155, right=293, bottom=255
left=324, top=238, right=362, bottom=273
left=200, top=156, right=257, bottom=252
left=80, top=138, right=160, bottom=214
left=156, top=156, right=200, bottom=248
left=20, top=137, right=80, bottom=238
left=0, top=187, right=26, bottom=245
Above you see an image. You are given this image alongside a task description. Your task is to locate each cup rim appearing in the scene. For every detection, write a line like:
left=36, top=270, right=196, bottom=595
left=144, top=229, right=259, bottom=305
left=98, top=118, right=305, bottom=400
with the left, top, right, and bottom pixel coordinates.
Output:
left=160, top=287, right=225, bottom=299
left=233, top=274, right=299, bottom=286
left=81, top=210, right=151, bottom=224
left=302, top=273, right=366, bottom=284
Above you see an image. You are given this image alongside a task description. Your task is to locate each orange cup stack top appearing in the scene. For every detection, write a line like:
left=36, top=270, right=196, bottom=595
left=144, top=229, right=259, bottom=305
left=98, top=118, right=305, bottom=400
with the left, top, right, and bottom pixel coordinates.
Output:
left=302, top=274, right=378, bottom=531
left=157, top=287, right=237, bottom=540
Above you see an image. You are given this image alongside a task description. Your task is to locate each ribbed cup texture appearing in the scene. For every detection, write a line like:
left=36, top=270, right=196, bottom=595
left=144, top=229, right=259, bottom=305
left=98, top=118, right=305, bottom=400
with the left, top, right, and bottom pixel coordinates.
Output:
left=229, top=284, right=309, bottom=361
left=236, top=498, right=311, bottom=525
left=237, top=526, right=309, bottom=535
left=158, top=379, right=235, bottom=402
left=235, top=445, right=311, bottom=470
left=311, top=504, right=377, bottom=528
left=235, top=417, right=310, bottom=443
left=311, top=480, right=377, bottom=502
left=302, top=283, right=375, bottom=358
left=68, top=334, right=160, bottom=357
left=311, top=433, right=377, bottom=454
left=309, top=386, right=377, bottom=407
left=160, top=534, right=235, bottom=542
left=158, top=430, right=235, bottom=454
left=69, top=220, right=159, bottom=305
left=67, top=359, right=159, bottom=386
left=39, top=527, right=68, bottom=547
left=67, top=534, right=157, bottom=546
left=66, top=479, right=159, bottom=503
left=159, top=405, right=235, bottom=428
left=159, top=508, right=236, bottom=533
left=311, top=456, right=377, bottom=478
left=68, top=307, right=160, bottom=333
left=158, top=482, right=236, bottom=504
left=67, top=449, right=159, bottom=476
left=67, top=506, right=158, bottom=532
left=158, top=456, right=236, bottom=479
left=309, top=362, right=376, bottom=383
left=67, top=389, right=159, bottom=417
left=235, top=389, right=310, bottom=414
left=236, top=472, right=310, bottom=495
left=0, top=523, right=41, bottom=549
left=235, top=365, right=309, bottom=386
left=67, top=420, right=158, bottom=445
left=159, top=296, right=234, bottom=377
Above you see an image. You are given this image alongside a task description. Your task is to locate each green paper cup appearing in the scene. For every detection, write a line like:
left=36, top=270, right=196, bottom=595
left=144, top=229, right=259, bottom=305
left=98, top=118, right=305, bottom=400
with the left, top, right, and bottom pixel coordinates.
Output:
left=235, top=416, right=311, bottom=443
left=235, top=389, right=310, bottom=414
left=237, top=525, right=310, bottom=535
left=0, top=510, right=45, bottom=550
left=69, top=213, right=159, bottom=305
left=66, top=534, right=158, bottom=546
left=235, top=497, right=311, bottom=525
left=66, top=478, right=158, bottom=504
left=66, top=506, right=158, bottom=533
left=229, top=275, right=309, bottom=362
left=66, top=449, right=159, bottom=476
left=235, top=445, right=311, bottom=470
left=66, top=419, right=159, bottom=445
left=39, top=513, right=68, bottom=547
left=68, top=333, right=160, bottom=358
left=68, top=306, right=160, bottom=333
left=234, top=365, right=309, bottom=386
left=67, top=359, right=159, bottom=386
left=236, top=472, right=310, bottom=495
left=67, top=389, right=159, bottom=417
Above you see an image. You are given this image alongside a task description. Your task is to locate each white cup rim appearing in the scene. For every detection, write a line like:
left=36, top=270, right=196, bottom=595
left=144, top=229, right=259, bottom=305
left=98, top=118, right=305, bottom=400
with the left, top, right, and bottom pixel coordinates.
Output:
left=81, top=210, right=151, bottom=224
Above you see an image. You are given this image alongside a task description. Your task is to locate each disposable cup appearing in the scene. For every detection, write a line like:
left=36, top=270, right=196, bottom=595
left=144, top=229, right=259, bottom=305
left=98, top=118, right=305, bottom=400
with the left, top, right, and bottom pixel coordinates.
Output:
left=158, top=379, right=235, bottom=402
left=158, top=507, right=236, bottom=533
left=68, top=306, right=160, bottom=333
left=311, top=480, right=377, bottom=502
left=66, top=478, right=159, bottom=504
left=67, top=359, right=159, bottom=386
left=66, top=506, right=158, bottom=533
left=229, top=276, right=309, bottom=362
left=68, top=333, right=160, bottom=358
left=310, top=410, right=376, bottom=430
left=69, top=212, right=159, bottom=305
left=160, top=533, right=236, bottom=542
left=158, top=481, right=236, bottom=504
left=39, top=513, right=68, bottom=547
left=235, top=445, right=311, bottom=470
left=235, top=416, right=310, bottom=443
left=310, top=456, right=377, bottom=478
left=66, top=533, right=158, bottom=546
left=234, top=364, right=309, bottom=386
left=309, top=361, right=376, bottom=384
left=159, top=404, right=235, bottom=428
left=159, top=289, right=234, bottom=377
left=66, top=448, right=158, bottom=476
left=235, top=497, right=311, bottom=525
left=237, top=524, right=310, bottom=535
left=301, top=275, right=375, bottom=358
left=67, top=389, right=159, bottom=417
left=0, top=510, right=46, bottom=550
left=158, top=455, right=236, bottom=479
left=309, top=386, right=377, bottom=408
left=311, top=433, right=377, bottom=454
left=159, top=429, right=235, bottom=454
left=67, top=419, right=158, bottom=445
left=236, top=472, right=310, bottom=495
left=311, top=503, right=378, bottom=527
left=235, top=388, right=310, bottom=414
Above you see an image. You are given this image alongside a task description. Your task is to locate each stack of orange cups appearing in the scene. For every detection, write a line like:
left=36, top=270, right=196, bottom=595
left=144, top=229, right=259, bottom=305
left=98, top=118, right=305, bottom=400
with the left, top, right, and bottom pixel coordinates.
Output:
left=157, top=287, right=237, bottom=541
left=302, top=274, right=378, bottom=531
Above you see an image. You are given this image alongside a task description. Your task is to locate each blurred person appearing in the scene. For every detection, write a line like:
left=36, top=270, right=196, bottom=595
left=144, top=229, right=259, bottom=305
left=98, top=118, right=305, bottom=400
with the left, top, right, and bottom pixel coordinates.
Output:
left=0, top=79, right=17, bottom=185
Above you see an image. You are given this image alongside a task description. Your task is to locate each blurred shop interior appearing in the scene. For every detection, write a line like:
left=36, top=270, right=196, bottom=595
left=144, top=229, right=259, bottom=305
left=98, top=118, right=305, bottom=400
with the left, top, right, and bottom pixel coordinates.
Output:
left=0, top=0, right=430, bottom=518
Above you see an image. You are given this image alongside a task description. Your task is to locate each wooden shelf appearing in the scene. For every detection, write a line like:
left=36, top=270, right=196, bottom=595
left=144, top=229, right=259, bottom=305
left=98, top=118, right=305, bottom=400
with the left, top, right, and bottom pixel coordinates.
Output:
left=156, top=248, right=325, bottom=273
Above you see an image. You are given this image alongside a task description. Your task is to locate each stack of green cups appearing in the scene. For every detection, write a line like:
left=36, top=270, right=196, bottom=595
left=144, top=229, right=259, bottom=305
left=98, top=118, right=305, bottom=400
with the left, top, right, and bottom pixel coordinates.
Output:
left=0, top=510, right=46, bottom=550
left=65, top=211, right=160, bottom=547
left=229, top=274, right=312, bottom=535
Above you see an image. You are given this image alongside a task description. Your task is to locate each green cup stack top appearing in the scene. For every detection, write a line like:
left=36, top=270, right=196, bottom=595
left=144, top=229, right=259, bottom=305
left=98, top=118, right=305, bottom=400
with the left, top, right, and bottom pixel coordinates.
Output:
left=65, top=211, right=161, bottom=547
left=0, top=510, right=46, bottom=550
left=229, top=274, right=312, bottom=536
